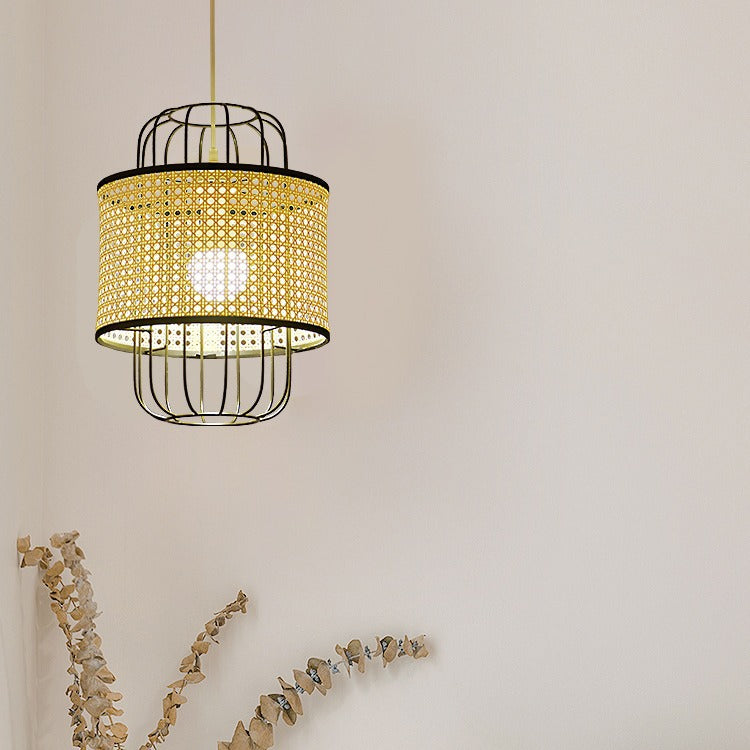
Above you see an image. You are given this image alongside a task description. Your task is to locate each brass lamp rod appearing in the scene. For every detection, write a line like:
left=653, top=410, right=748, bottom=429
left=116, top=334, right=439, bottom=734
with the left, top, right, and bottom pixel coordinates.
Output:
left=209, top=0, right=218, bottom=161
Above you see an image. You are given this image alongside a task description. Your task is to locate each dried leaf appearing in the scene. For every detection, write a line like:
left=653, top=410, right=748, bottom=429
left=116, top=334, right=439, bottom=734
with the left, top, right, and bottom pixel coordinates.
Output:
left=271, top=695, right=296, bottom=727
left=16, top=536, right=30, bottom=554
left=278, top=677, right=303, bottom=715
left=84, top=696, right=108, bottom=718
left=259, top=695, right=281, bottom=725
left=410, top=635, right=429, bottom=659
left=380, top=637, right=398, bottom=666
left=336, top=638, right=365, bottom=672
left=44, top=560, right=65, bottom=579
left=50, top=530, right=79, bottom=548
left=96, top=666, right=116, bottom=684
left=237, top=591, right=248, bottom=613
left=51, top=604, right=68, bottom=627
left=293, top=669, right=314, bottom=695
left=179, top=655, right=195, bottom=673
left=185, top=671, right=205, bottom=684
left=110, top=722, right=128, bottom=741
left=346, top=639, right=365, bottom=673
left=335, top=644, right=351, bottom=676
left=249, top=716, right=274, bottom=749
left=307, top=658, right=331, bottom=694
left=192, top=640, right=210, bottom=655
left=318, top=660, right=332, bottom=689
left=227, top=721, right=252, bottom=750
left=22, top=548, right=44, bottom=567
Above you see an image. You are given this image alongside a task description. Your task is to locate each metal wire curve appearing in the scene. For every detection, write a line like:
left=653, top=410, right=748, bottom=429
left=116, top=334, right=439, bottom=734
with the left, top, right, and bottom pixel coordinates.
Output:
left=132, top=325, right=293, bottom=426
left=136, top=102, right=287, bottom=168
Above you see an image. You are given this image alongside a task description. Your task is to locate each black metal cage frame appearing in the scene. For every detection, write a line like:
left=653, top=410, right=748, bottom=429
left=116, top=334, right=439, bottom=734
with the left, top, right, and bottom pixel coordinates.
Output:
left=98, top=102, right=327, bottom=426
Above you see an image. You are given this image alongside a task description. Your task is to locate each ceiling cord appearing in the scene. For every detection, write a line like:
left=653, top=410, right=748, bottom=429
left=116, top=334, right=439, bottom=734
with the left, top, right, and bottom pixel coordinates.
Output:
left=209, top=0, right=218, bottom=161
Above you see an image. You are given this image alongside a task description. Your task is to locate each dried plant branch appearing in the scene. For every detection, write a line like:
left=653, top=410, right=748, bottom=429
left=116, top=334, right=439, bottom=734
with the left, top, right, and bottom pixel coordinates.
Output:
left=19, top=533, right=429, bottom=750
left=139, top=590, right=248, bottom=750
left=219, top=634, right=429, bottom=750
left=18, top=532, right=127, bottom=750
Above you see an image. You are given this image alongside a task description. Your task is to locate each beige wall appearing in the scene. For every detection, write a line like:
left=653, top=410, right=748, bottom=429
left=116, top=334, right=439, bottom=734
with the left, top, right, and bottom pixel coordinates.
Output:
left=4, top=1, right=750, bottom=748
left=0, top=1, right=44, bottom=748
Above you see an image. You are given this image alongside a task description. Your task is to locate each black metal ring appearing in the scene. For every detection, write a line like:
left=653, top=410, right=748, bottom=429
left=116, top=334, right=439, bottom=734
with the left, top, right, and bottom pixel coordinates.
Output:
left=97, top=162, right=329, bottom=192
left=96, top=315, right=330, bottom=350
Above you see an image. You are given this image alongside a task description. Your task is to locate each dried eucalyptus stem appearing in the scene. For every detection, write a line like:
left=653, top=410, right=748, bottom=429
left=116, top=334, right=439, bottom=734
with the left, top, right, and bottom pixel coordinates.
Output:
left=18, top=531, right=127, bottom=750
left=219, top=634, right=429, bottom=750
left=140, top=590, right=248, bottom=750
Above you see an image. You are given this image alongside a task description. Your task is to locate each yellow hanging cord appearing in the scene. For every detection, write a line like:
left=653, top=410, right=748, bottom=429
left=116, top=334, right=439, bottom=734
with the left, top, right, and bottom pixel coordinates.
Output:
left=209, top=0, right=218, bottom=161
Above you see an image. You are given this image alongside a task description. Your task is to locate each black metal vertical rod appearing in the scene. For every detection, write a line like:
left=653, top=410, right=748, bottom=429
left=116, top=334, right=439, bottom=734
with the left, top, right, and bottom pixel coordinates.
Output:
left=258, top=111, right=288, bottom=168
left=151, top=112, right=165, bottom=167
left=184, top=105, right=195, bottom=163
left=199, top=323, right=206, bottom=422
left=164, top=124, right=185, bottom=164
left=136, top=113, right=161, bottom=168
left=245, top=123, right=269, bottom=165
left=218, top=323, right=229, bottom=414
left=259, top=328, right=293, bottom=421
left=228, top=126, right=240, bottom=163
left=199, top=126, right=207, bottom=161
left=233, top=325, right=241, bottom=418
left=223, top=103, right=231, bottom=162
left=147, top=326, right=172, bottom=417
left=133, top=330, right=169, bottom=421
left=266, top=328, right=276, bottom=413
left=182, top=323, right=199, bottom=415
left=164, top=324, right=171, bottom=413
left=240, top=326, right=267, bottom=417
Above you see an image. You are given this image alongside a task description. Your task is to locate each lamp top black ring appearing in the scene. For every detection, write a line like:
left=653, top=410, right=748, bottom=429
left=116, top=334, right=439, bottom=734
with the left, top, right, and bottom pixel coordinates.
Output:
left=97, top=162, right=329, bottom=192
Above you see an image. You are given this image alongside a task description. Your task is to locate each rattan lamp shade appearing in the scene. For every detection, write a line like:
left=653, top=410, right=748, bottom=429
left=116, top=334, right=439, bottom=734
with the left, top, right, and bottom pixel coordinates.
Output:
left=96, top=165, right=329, bottom=357
left=95, top=102, right=330, bottom=426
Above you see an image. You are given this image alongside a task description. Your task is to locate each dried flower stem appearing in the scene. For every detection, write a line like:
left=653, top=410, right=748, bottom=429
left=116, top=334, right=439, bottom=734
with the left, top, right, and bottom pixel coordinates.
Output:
left=140, top=590, right=248, bottom=750
left=18, top=532, right=126, bottom=750
left=219, top=634, right=429, bottom=750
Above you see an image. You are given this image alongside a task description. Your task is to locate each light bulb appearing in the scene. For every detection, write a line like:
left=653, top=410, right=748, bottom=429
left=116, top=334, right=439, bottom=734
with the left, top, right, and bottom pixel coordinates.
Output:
left=188, top=248, right=249, bottom=301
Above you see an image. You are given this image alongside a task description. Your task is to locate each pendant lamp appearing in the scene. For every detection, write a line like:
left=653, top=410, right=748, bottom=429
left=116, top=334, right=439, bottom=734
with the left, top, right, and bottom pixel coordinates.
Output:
left=95, top=0, right=329, bottom=426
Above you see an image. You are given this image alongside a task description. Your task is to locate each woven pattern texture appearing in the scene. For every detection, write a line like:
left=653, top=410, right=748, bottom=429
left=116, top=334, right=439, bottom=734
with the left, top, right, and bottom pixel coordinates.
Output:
left=96, top=167, right=328, bottom=354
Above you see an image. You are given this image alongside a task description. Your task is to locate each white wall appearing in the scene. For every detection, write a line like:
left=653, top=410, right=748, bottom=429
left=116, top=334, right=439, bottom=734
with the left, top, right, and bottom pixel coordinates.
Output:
left=0, top=1, right=44, bottom=749
left=10, top=1, right=750, bottom=749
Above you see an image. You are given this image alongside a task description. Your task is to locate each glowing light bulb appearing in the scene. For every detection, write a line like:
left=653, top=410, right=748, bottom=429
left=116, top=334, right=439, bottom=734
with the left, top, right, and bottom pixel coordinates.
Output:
left=188, top=248, right=249, bottom=301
